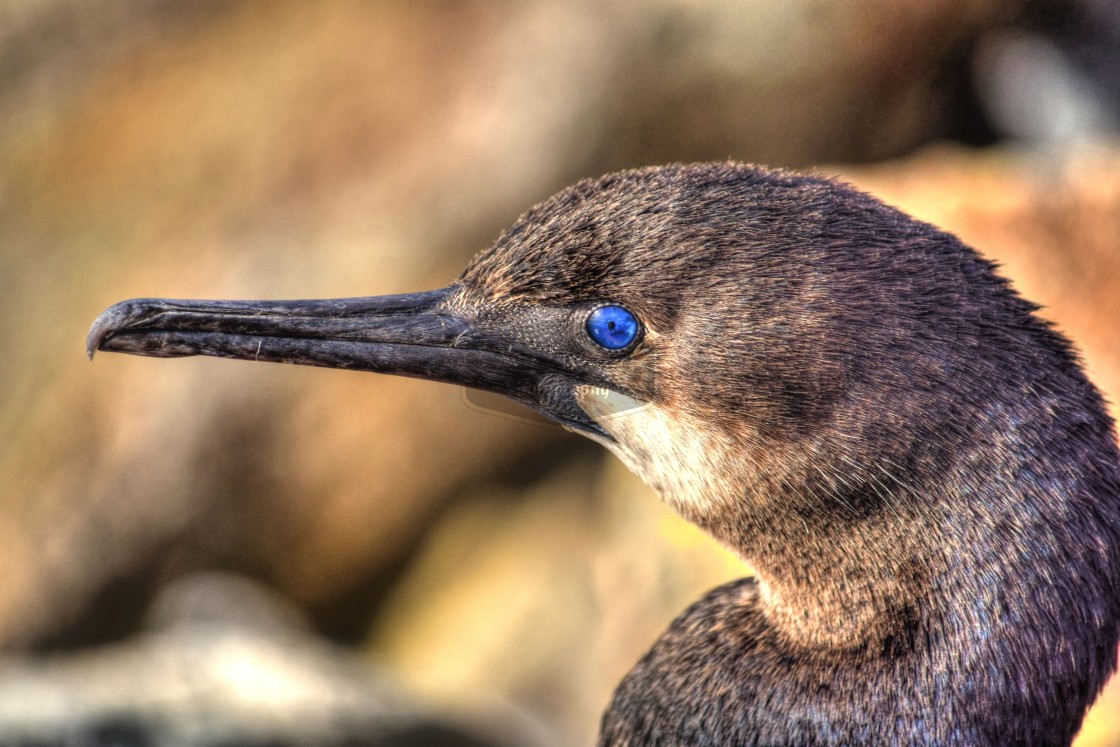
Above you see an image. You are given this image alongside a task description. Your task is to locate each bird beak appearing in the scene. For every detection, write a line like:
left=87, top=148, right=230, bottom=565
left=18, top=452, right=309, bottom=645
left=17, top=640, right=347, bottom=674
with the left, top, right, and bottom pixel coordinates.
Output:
left=87, top=286, right=603, bottom=435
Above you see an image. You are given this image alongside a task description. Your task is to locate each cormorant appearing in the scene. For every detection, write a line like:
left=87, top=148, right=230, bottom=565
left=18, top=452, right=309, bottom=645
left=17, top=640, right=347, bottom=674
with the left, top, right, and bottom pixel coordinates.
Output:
left=88, top=163, right=1120, bottom=745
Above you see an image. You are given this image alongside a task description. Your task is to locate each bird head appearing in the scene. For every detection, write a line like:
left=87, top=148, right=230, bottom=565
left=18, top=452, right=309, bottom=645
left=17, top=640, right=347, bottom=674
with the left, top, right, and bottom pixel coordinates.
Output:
left=87, top=163, right=1033, bottom=549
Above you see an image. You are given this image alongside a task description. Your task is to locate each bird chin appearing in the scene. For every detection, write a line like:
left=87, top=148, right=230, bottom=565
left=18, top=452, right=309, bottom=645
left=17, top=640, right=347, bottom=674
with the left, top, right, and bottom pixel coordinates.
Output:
left=575, top=386, right=647, bottom=421
left=573, top=385, right=734, bottom=519
left=571, top=387, right=646, bottom=444
left=573, top=386, right=663, bottom=472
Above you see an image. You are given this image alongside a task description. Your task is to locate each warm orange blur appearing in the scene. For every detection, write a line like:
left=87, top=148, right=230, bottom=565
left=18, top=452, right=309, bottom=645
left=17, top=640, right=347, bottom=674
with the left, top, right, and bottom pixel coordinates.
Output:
left=2, top=2, right=1118, bottom=745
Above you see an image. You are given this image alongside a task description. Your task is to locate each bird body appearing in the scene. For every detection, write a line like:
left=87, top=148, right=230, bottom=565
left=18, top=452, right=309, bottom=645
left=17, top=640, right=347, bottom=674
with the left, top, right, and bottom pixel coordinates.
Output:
left=89, top=163, right=1120, bottom=745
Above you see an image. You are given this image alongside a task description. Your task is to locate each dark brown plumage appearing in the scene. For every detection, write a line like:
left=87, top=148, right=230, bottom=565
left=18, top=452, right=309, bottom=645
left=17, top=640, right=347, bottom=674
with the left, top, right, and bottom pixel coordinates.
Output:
left=88, top=163, right=1120, bottom=745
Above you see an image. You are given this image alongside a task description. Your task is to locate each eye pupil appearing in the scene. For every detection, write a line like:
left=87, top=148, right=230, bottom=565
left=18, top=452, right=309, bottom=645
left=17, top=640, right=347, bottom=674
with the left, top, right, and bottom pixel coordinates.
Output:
left=586, top=305, right=640, bottom=351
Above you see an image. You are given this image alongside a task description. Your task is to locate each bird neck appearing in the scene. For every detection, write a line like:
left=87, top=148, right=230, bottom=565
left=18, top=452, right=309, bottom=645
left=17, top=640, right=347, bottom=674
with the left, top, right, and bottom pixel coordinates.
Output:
left=583, top=387, right=1115, bottom=677
left=586, top=395, right=945, bottom=649
left=627, top=419, right=943, bottom=651
left=703, top=488, right=944, bottom=652
left=747, top=511, right=941, bottom=652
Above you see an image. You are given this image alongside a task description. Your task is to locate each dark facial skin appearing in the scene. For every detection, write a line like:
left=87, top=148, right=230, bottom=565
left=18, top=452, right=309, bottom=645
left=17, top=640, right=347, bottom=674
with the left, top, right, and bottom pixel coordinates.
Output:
left=90, top=163, right=1120, bottom=745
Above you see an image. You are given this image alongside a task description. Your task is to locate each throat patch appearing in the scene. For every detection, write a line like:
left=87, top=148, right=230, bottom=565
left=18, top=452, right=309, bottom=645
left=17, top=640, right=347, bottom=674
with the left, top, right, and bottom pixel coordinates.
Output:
left=574, top=386, right=739, bottom=516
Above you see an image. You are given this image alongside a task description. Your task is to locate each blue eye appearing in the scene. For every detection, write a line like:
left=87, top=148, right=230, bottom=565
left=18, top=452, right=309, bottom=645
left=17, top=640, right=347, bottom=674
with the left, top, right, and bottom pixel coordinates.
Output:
left=586, top=304, right=641, bottom=350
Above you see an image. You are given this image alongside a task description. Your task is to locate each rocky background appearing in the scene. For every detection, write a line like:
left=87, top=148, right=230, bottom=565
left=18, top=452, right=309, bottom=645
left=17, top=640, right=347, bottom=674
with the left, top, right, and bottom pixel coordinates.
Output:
left=2, top=1, right=1119, bottom=745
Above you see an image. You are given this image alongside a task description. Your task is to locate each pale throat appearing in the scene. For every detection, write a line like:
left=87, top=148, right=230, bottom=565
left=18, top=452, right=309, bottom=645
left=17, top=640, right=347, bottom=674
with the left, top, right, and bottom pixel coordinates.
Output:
left=573, top=384, right=929, bottom=651
left=573, top=385, right=745, bottom=518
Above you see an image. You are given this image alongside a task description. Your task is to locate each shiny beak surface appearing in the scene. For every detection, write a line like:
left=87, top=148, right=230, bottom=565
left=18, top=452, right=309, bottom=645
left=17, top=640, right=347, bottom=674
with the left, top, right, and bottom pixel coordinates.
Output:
left=87, top=286, right=595, bottom=431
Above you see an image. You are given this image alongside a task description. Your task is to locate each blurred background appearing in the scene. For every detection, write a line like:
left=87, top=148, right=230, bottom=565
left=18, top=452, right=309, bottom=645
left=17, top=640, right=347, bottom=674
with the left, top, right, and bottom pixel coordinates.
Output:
left=2, top=0, right=1120, bottom=744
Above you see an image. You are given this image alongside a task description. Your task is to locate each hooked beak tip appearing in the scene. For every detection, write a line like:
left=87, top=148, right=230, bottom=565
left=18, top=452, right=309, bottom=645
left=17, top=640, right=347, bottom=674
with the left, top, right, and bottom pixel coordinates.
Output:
left=86, top=305, right=119, bottom=359
left=87, top=298, right=162, bottom=360
left=86, top=316, right=106, bottom=359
